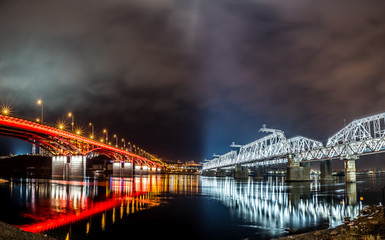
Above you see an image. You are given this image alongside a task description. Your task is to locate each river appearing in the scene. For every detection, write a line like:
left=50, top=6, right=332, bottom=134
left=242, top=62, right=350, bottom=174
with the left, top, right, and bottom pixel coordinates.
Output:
left=0, top=174, right=384, bottom=240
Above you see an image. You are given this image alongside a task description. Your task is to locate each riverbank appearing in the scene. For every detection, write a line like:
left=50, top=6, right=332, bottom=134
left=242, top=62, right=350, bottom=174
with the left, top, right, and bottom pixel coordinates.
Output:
left=0, top=222, right=56, bottom=240
left=276, top=205, right=385, bottom=240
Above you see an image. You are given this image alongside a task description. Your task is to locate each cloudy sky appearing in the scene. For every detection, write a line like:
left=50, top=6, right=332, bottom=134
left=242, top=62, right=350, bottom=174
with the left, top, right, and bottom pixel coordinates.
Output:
left=0, top=0, right=385, bottom=163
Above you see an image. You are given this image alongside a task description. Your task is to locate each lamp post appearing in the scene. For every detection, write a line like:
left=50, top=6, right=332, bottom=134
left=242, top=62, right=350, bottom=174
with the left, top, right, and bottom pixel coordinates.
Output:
left=103, top=129, right=108, bottom=143
left=89, top=123, right=94, bottom=139
left=121, top=138, right=126, bottom=150
left=113, top=134, right=118, bottom=148
left=37, top=99, right=43, bottom=123
left=68, top=112, right=74, bottom=132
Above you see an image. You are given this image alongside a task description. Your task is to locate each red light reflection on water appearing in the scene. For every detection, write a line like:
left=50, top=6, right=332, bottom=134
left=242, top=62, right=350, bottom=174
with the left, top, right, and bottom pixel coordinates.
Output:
left=17, top=177, right=151, bottom=233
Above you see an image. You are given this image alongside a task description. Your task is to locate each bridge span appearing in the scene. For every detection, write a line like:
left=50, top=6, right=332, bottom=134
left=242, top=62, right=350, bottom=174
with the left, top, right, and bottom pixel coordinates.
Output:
left=202, top=111, right=385, bottom=182
left=0, top=114, right=162, bottom=178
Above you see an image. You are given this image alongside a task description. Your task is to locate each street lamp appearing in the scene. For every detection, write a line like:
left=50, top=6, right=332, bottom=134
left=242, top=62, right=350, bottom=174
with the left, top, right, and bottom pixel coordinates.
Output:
left=121, top=138, right=126, bottom=150
left=68, top=112, right=74, bottom=132
left=103, top=129, right=108, bottom=143
left=89, top=122, right=94, bottom=139
left=113, top=134, right=118, bottom=148
left=37, top=99, right=43, bottom=123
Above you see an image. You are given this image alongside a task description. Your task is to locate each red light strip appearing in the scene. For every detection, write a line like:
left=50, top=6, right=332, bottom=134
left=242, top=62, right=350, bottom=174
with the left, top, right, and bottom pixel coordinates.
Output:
left=0, top=115, right=161, bottom=167
left=18, top=191, right=146, bottom=233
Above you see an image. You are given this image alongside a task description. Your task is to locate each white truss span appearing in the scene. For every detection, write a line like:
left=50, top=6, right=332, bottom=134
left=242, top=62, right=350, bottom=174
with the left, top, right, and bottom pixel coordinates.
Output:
left=203, top=112, right=385, bottom=171
left=296, top=112, right=385, bottom=161
left=203, top=126, right=323, bottom=170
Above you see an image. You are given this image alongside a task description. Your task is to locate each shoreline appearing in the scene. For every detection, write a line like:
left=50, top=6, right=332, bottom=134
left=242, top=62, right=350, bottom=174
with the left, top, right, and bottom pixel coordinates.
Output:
left=275, top=205, right=385, bottom=240
left=0, top=221, right=56, bottom=240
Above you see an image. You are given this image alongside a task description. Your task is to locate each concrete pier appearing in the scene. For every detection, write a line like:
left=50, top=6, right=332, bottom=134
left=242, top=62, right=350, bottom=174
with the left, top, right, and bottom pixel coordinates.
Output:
left=52, top=155, right=86, bottom=179
left=201, top=170, right=215, bottom=177
left=286, top=158, right=311, bottom=182
left=233, top=165, right=248, bottom=178
left=253, top=166, right=264, bottom=179
left=344, top=156, right=357, bottom=183
left=320, top=160, right=333, bottom=181
left=112, top=162, right=133, bottom=177
left=216, top=168, right=227, bottom=177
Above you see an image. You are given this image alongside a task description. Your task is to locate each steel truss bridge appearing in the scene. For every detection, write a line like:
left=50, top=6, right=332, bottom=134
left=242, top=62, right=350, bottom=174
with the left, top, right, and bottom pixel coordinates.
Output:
left=203, top=112, right=385, bottom=170
left=0, top=114, right=161, bottom=168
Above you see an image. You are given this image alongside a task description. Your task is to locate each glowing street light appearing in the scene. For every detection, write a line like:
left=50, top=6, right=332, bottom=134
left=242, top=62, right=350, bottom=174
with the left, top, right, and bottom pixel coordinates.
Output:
left=68, top=112, right=74, bottom=132
left=121, top=138, right=126, bottom=150
left=113, top=134, right=118, bottom=147
left=103, top=129, right=108, bottom=143
left=1, top=107, right=10, bottom=115
left=89, top=122, right=94, bottom=139
left=37, top=99, right=43, bottom=123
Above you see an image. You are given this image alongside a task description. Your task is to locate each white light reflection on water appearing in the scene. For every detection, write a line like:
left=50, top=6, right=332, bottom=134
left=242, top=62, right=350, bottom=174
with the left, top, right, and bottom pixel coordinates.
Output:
left=201, top=176, right=359, bottom=234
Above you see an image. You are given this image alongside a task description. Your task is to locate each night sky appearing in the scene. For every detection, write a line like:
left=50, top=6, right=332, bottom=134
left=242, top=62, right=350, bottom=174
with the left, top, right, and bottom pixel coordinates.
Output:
left=1, top=0, right=385, bottom=165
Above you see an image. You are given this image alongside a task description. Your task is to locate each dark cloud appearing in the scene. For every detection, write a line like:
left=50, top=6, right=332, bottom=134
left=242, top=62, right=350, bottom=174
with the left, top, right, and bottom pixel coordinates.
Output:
left=0, top=0, right=385, bottom=163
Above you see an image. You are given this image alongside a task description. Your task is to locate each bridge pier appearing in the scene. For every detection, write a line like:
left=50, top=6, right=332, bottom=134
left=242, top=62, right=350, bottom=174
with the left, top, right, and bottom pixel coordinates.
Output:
left=202, top=170, right=215, bottom=177
left=112, top=161, right=133, bottom=177
left=320, top=160, right=333, bottom=181
left=253, top=166, right=264, bottom=179
left=216, top=168, right=226, bottom=177
left=52, top=155, right=86, bottom=180
left=232, top=165, right=248, bottom=178
left=286, top=156, right=311, bottom=182
left=344, top=156, right=357, bottom=183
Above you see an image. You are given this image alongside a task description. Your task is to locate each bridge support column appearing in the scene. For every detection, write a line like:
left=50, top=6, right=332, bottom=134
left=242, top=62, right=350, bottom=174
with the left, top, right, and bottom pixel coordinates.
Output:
left=134, top=165, right=142, bottom=175
left=142, top=165, right=149, bottom=175
left=286, top=156, right=311, bottom=182
left=233, top=165, right=248, bottom=179
left=115, top=162, right=133, bottom=177
left=202, top=170, right=215, bottom=176
left=216, top=168, right=226, bottom=177
left=52, top=155, right=86, bottom=180
left=320, top=160, right=333, bottom=181
left=253, top=166, right=264, bottom=179
left=344, top=156, right=357, bottom=183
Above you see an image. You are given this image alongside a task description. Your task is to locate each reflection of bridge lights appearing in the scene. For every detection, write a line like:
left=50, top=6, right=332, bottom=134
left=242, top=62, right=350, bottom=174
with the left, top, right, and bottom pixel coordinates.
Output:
left=201, top=177, right=359, bottom=231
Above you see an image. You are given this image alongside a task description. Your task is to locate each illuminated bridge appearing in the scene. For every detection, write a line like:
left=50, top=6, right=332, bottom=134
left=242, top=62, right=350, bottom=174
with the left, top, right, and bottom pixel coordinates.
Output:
left=0, top=114, right=162, bottom=177
left=203, top=111, right=385, bottom=182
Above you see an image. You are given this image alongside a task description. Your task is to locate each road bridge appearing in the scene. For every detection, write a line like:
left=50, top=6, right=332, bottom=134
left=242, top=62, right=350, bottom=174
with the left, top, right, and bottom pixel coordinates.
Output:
left=202, top=111, right=385, bottom=182
left=0, top=114, right=162, bottom=178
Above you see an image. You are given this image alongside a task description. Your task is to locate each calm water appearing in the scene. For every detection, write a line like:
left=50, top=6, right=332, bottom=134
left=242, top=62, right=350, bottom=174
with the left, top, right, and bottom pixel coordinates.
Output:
left=0, top=174, right=384, bottom=240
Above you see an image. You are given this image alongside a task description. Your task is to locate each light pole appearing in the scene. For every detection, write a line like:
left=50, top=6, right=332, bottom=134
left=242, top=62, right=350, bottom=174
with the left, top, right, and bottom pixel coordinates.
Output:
left=113, top=134, right=118, bottom=148
left=103, top=129, right=108, bottom=143
left=89, top=123, right=94, bottom=139
left=68, top=112, right=74, bottom=132
left=37, top=99, right=43, bottom=123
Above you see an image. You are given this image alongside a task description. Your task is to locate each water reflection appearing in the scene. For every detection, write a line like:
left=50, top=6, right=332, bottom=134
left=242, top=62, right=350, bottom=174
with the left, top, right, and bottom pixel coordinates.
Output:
left=201, top=176, right=359, bottom=234
left=10, top=175, right=200, bottom=237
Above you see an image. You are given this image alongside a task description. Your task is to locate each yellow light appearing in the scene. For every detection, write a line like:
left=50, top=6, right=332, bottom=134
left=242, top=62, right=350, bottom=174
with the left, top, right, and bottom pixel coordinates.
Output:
left=103, top=129, right=107, bottom=133
left=113, top=134, right=117, bottom=138
left=1, top=104, right=12, bottom=115
left=59, top=124, right=64, bottom=129
left=360, top=197, right=363, bottom=201
left=68, top=112, right=72, bottom=117
left=37, top=99, right=42, bottom=105
left=100, top=139, right=104, bottom=143
left=90, top=135, right=94, bottom=139
left=36, top=118, right=40, bottom=122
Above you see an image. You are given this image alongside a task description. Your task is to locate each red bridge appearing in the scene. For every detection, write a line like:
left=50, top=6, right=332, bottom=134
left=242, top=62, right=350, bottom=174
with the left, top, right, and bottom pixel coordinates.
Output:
left=0, top=114, right=162, bottom=174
